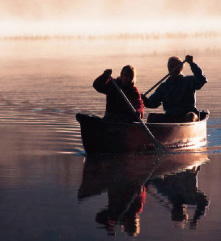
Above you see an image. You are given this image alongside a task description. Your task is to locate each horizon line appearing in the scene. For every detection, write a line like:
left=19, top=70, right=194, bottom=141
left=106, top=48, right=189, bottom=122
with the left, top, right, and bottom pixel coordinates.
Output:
left=0, top=30, right=220, bottom=41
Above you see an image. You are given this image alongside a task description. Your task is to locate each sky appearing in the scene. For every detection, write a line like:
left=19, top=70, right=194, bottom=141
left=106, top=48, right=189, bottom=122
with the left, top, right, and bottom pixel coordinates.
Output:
left=0, top=0, right=221, bottom=36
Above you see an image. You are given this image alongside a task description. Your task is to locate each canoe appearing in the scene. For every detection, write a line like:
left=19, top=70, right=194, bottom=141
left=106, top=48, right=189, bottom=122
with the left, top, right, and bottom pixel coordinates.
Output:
left=76, top=111, right=209, bottom=155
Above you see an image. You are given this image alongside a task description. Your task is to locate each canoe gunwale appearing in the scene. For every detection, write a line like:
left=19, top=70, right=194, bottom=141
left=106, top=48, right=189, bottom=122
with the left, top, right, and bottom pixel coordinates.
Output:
left=80, top=112, right=209, bottom=128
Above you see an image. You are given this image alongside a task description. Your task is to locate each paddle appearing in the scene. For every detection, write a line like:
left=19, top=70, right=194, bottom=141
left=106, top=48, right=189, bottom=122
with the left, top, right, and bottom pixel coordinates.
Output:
left=110, top=78, right=167, bottom=154
left=143, top=60, right=186, bottom=96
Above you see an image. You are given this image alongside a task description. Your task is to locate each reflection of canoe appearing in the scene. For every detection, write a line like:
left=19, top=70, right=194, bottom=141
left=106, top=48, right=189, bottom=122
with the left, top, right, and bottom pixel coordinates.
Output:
left=78, top=150, right=209, bottom=200
left=76, top=111, right=209, bottom=155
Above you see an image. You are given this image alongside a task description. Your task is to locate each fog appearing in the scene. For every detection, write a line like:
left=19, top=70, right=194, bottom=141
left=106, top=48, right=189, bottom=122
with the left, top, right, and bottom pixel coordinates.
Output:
left=0, top=0, right=221, bottom=36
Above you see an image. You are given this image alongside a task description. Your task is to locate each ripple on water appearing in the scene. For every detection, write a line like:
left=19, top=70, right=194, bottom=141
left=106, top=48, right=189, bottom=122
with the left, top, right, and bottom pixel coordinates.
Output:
left=0, top=108, right=84, bottom=156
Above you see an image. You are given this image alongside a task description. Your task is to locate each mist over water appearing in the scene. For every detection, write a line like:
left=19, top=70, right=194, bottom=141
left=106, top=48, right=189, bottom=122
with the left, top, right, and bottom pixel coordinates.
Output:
left=1, top=0, right=221, bottom=35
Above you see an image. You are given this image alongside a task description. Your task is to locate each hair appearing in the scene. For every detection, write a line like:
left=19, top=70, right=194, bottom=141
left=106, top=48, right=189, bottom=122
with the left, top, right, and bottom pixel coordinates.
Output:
left=168, top=56, right=182, bottom=65
left=121, top=65, right=136, bottom=85
left=167, top=56, right=183, bottom=73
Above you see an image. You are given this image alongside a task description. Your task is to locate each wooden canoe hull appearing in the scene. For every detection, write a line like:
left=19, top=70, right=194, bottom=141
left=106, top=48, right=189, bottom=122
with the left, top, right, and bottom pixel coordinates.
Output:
left=76, top=112, right=209, bottom=155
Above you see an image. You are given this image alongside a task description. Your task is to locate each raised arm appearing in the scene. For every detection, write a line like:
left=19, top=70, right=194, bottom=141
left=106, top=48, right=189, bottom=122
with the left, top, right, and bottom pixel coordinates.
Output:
left=93, top=69, right=112, bottom=94
left=185, top=55, right=207, bottom=90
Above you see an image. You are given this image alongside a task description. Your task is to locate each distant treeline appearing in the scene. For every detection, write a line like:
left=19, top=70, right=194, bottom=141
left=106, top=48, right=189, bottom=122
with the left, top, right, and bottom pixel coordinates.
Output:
left=0, top=31, right=220, bottom=41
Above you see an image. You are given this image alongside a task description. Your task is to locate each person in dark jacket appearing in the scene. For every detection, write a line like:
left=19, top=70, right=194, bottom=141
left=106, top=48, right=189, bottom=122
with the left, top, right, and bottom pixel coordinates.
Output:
left=141, top=55, right=207, bottom=121
left=93, top=65, right=144, bottom=122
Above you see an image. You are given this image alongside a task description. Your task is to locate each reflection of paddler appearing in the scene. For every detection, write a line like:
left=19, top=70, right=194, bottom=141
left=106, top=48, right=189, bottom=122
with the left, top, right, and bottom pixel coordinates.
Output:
left=95, top=185, right=146, bottom=237
left=78, top=149, right=209, bottom=235
left=120, top=186, right=146, bottom=236
left=78, top=155, right=149, bottom=236
left=147, top=165, right=209, bottom=229
left=93, top=160, right=147, bottom=236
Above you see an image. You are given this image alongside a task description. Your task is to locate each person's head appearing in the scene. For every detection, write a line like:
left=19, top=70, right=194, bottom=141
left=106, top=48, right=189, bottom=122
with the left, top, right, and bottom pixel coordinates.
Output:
left=120, top=65, right=136, bottom=87
left=167, top=56, right=183, bottom=77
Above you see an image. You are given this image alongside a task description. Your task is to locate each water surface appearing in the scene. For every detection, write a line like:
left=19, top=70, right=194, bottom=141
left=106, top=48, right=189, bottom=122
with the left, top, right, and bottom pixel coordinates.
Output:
left=0, top=36, right=220, bottom=241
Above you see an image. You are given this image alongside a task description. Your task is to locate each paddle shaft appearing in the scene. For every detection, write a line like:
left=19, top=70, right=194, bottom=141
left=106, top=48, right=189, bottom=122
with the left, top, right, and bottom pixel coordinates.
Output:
left=111, top=78, right=166, bottom=153
left=143, top=60, right=186, bottom=96
left=118, top=154, right=166, bottom=220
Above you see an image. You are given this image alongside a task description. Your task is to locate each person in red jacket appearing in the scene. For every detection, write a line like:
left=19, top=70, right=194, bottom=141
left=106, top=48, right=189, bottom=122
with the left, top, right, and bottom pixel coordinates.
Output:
left=93, top=65, right=144, bottom=122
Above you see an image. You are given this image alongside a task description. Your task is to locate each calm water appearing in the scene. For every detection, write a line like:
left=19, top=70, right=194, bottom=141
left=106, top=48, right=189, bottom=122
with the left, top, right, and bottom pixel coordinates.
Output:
left=0, top=36, right=221, bottom=241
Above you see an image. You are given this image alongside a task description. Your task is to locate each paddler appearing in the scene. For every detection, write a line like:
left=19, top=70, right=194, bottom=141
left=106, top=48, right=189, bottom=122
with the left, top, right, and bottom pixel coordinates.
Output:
left=93, top=65, right=144, bottom=122
left=141, top=55, right=207, bottom=122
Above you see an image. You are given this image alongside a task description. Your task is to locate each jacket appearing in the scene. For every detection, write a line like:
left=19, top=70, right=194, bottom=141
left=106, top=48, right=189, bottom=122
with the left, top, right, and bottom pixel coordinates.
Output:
left=142, top=62, right=207, bottom=115
left=93, top=73, right=144, bottom=120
